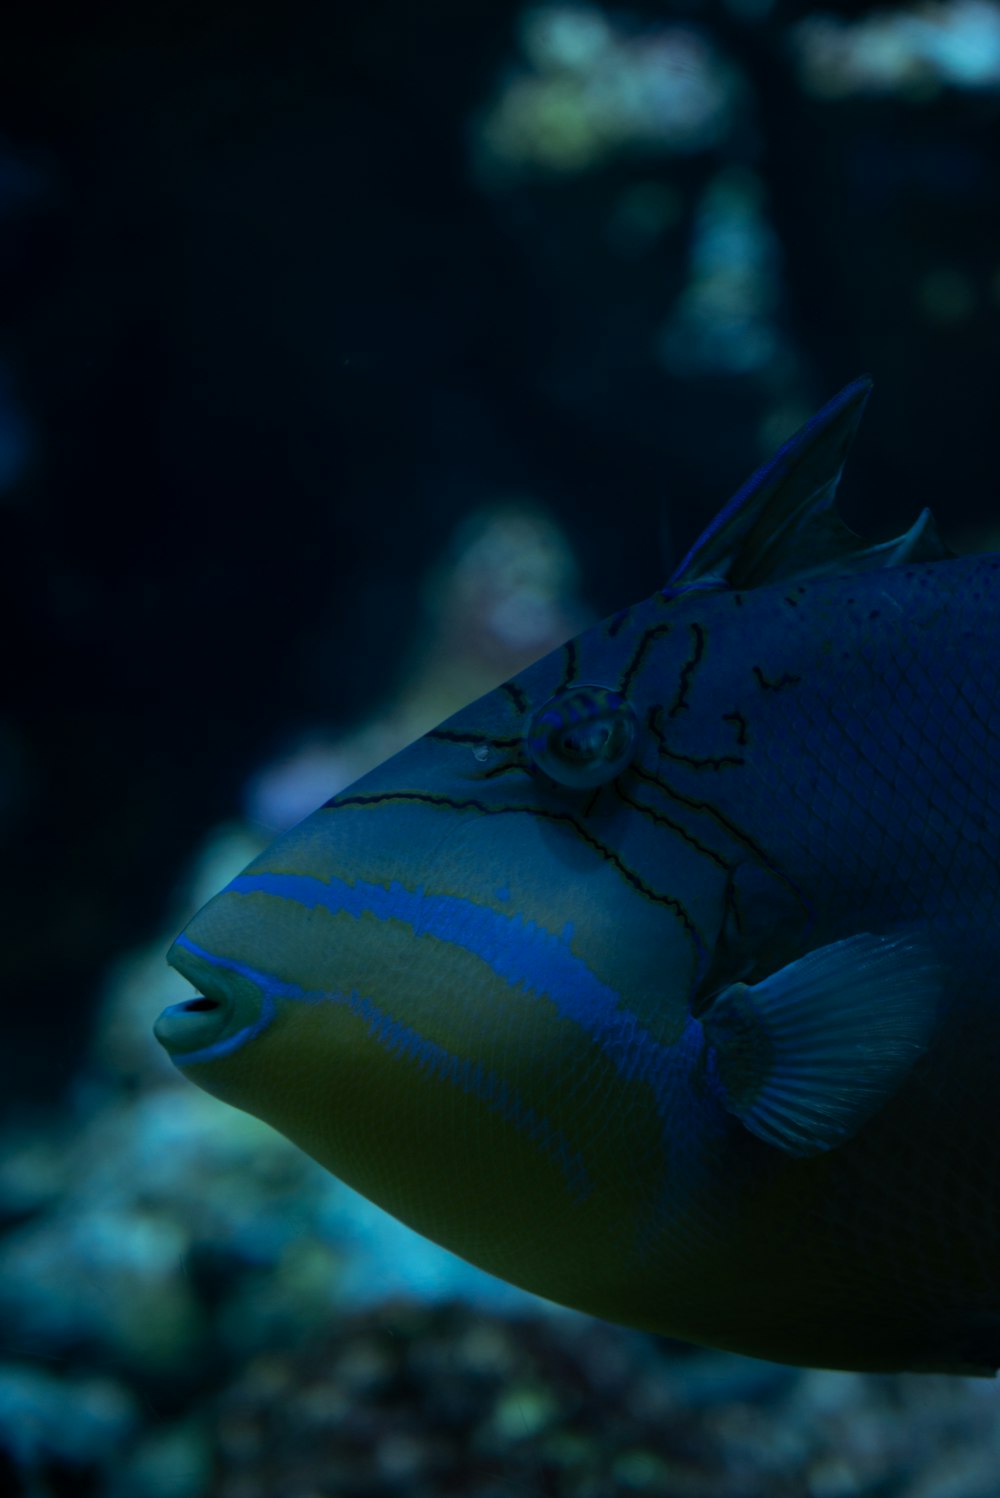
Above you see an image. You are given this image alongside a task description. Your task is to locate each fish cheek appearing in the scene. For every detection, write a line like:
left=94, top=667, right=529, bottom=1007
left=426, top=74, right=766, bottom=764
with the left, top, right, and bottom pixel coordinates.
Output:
left=502, top=803, right=705, bottom=1044
left=185, top=912, right=671, bottom=1306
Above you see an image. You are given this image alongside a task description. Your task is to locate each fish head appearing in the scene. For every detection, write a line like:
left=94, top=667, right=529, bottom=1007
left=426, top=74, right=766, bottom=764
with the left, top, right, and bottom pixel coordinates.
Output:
left=154, top=376, right=913, bottom=1316
left=155, top=606, right=724, bottom=1297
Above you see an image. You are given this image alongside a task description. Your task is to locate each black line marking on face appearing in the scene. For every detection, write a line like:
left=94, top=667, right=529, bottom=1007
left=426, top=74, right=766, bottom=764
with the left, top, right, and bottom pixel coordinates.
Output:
left=721, top=711, right=749, bottom=746
left=426, top=729, right=524, bottom=750
left=669, top=624, right=706, bottom=718
left=628, top=763, right=813, bottom=923
left=583, top=786, right=603, bottom=817
left=482, top=760, right=531, bottom=781
left=619, top=623, right=672, bottom=699
left=501, top=681, right=528, bottom=715
left=648, top=707, right=744, bottom=771
left=559, top=638, right=579, bottom=692
left=752, top=665, right=801, bottom=692
left=330, top=789, right=702, bottom=936
left=612, top=781, right=732, bottom=871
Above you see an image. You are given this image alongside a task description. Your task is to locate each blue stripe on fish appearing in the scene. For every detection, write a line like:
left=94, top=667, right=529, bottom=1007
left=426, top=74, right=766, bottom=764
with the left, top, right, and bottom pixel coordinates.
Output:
left=226, top=870, right=673, bottom=1091
left=168, top=933, right=282, bottom=1064
left=171, top=936, right=595, bottom=1201
left=345, top=989, right=593, bottom=1202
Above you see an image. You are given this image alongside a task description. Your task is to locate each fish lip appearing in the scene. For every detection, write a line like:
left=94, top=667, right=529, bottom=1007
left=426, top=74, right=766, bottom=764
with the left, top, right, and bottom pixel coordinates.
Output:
left=154, top=991, right=231, bottom=1054
left=166, top=935, right=207, bottom=988
left=156, top=938, right=235, bottom=1056
left=158, top=937, right=272, bottom=1062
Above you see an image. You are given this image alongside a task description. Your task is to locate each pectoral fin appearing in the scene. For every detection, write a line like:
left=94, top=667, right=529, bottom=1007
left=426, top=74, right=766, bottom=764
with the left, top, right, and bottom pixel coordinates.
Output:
left=701, top=933, right=940, bottom=1158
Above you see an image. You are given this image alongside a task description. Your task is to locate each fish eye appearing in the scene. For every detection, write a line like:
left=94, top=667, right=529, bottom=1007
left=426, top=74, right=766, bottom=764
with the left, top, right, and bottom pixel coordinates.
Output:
left=526, top=685, right=639, bottom=789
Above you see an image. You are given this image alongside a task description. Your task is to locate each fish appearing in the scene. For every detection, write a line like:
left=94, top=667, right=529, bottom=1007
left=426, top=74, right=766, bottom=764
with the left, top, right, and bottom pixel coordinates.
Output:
left=155, top=376, right=1000, bottom=1376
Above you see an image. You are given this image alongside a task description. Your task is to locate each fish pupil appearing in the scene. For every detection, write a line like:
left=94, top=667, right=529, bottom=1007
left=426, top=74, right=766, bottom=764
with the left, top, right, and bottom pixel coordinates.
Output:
left=559, top=719, right=613, bottom=763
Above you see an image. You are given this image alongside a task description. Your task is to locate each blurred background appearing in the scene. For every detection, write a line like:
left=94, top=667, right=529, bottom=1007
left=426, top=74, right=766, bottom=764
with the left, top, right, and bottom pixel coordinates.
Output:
left=4, top=2, right=1000, bottom=1494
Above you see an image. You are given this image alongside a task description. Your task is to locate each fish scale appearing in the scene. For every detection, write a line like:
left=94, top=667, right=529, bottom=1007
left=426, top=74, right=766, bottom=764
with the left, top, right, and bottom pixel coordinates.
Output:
left=155, top=379, right=1000, bottom=1374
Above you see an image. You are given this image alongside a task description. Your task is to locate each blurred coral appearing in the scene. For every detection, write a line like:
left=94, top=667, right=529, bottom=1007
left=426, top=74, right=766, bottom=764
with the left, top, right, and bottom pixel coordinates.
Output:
left=794, top=1, right=1000, bottom=99
left=473, top=5, right=737, bottom=180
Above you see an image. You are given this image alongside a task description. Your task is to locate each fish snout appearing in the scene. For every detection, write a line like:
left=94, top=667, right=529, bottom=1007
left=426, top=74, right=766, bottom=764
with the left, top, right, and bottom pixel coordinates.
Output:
left=156, top=938, right=269, bottom=1065
left=154, top=989, right=230, bottom=1057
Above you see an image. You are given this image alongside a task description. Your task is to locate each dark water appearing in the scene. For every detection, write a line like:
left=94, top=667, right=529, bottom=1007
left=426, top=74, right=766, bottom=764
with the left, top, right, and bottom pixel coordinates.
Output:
left=4, top=4, right=1000, bottom=1493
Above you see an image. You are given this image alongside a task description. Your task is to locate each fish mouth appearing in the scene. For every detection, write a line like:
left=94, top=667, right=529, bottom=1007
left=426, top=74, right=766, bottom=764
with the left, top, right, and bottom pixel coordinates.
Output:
left=154, top=991, right=229, bottom=1053
left=156, top=938, right=270, bottom=1063
left=155, top=942, right=234, bottom=1055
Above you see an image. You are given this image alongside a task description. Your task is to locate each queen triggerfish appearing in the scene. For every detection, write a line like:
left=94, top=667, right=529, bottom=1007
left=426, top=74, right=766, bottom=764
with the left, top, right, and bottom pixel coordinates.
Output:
left=156, top=379, right=1000, bottom=1374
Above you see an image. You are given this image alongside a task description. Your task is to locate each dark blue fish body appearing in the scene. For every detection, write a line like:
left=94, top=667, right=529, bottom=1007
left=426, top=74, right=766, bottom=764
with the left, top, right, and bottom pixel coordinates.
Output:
left=156, top=380, right=1000, bottom=1374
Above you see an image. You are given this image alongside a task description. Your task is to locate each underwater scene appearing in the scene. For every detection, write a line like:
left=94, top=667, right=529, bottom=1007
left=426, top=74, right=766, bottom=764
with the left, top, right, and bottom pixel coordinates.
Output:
left=7, top=3, right=1000, bottom=1495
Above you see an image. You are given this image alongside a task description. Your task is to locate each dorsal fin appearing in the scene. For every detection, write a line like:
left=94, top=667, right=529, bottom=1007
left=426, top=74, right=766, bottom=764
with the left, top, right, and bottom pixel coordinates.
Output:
left=668, top=377, right=951, bottom=592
